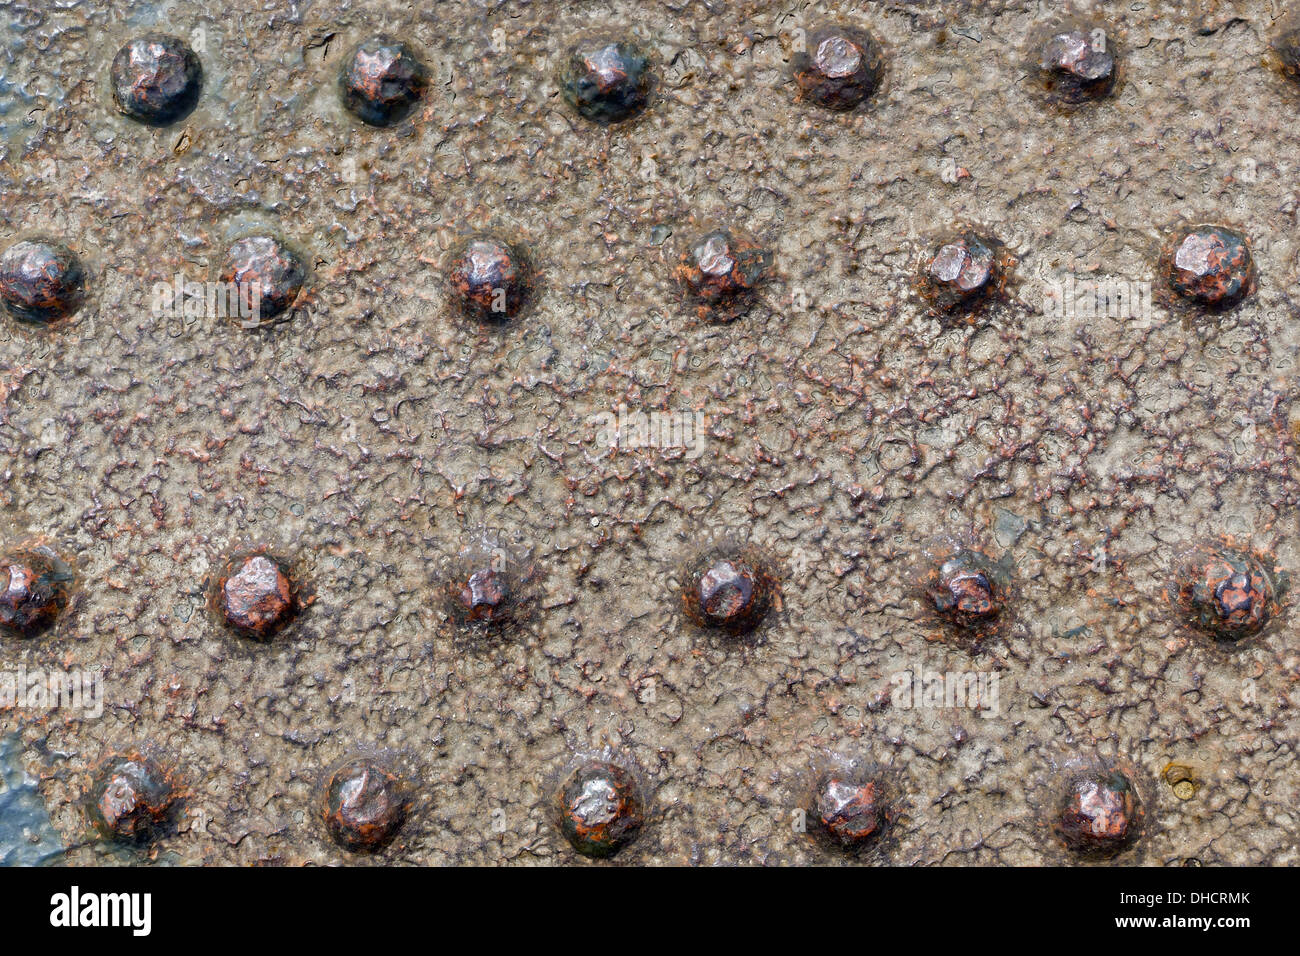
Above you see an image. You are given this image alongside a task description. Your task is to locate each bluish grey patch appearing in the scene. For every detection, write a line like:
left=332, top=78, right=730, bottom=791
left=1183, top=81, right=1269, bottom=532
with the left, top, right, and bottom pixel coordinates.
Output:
left=0, top=733, right=65, bottom=866
left=994, top=508, right=1029, bottom=547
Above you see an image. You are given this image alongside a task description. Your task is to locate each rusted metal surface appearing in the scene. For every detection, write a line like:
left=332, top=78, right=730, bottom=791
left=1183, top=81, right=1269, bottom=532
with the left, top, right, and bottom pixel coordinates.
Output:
left=0, top=0, right=1298, bottom=865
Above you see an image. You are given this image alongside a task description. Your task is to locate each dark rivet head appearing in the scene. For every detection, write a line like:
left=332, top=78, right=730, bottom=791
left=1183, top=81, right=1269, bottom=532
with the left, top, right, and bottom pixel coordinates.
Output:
left=218, top=236, right=306, bottom=325
left=920, top=547, right=1009, bottom=646
left=682, top=546, right=777, bottom=636
left=322, top=758, right=409, bottom=853
left=87, top=753, right=177, bottom=845
left=1054, top=768, right=1143, bottom=856
left=0, top=239, right=86, bottom=326
left=555, top=760, right=645, bottom=858
left=559, top=38, right=653, bottom=125
left=1171, top=544, right=1277, bottom=642
left=674, top=230, right=771, bottom=322
left=792, top=26, right=885, bottom=110
left=812, top=773, right=886, bottom=849
left=929, top=550, right=1001, bottom=629
left=446, top=563, right=519, bottom=629
left=447, top=237, right=534, bottom=324
left=1039, top=28, right=1117, bottom=103
left=214, top=552, right=298, bottom=640
left=442, top=540, right=535, bottom=633
left=110, top=34, right=203, bottom=126
left=0, top=546, right=74, bottom=638
left=339, top=37, right=429, bottom=127
left=919, top=231, right=1003, bottom=315
left=1165, top=226, right=1255, bottom=310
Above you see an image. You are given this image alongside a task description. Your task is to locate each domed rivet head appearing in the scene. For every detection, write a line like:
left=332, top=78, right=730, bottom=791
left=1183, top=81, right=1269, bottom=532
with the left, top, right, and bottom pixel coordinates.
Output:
left=792, top=26, right=885, bottom=110
left=0, top=545, right=74, bottom=638
left=558, top=37, right=653, bottom=125
left=918, top=230, right=1009, bottom=318
left=681, top=545, right=778, bottom=637
left=212, top=551, right=300, bottom=641
left=811, top=773, right=886, bottom=849
left=1053, top=767, right=1143, bottom=857
left=1039, top=27, right=1117, bottom=104
left=339, top=37, right=429, bottom=127
left=111, top=34, right=203, bottom=126
left=675, top=230, right=772, bottom=323
left=446, top=237, right=534, bottom=324
left=218, top=236, right=307, bottom=326
left=554, top=760, right=646, bottom=858
left=1163, top=225, right=1255, bottom=310
left=0, top=239, right=86, bottom=326
left=1169, top=543, right=1280, bottom=642
left=87, top=752, right=178, bottom=845
left=322, top=758, right=409, bottom=853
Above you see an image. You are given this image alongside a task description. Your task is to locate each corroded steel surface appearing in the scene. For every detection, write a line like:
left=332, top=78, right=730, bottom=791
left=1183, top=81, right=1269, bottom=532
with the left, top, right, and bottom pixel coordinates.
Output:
left=0, top=0, right=1298, bottom=865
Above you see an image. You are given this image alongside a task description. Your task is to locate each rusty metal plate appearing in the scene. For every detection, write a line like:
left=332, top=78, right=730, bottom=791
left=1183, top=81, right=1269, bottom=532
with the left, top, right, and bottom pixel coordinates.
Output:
left=0, top=0, right=1297, bottom=867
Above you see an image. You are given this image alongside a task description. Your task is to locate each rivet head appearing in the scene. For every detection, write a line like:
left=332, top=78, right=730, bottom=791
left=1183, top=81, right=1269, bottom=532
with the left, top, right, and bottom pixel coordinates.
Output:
left=559, top=38, right=653, bottom=125
left=812, top=773, right=886, bottom=849
left=792, top=26, right=885, bottom=110
left=446, top=237, right=534, bottom=324
left=213, top=552, right=299, bottom=641
left=1271, top=27, right=1300, bottom=82
left=681, top=545, right=778, bottom=637
left=674, top=230, right=772, bottom=322
left=111, top=34, right=203, bottom=126
left=555, top=760, right=646, bottom=858
left=918, top=231, right=1008, bottom=317
left=339, top=37, right=429, bottom=127
left=1169, top=543, right=1279, bottom=642
left=1164, top=225, right=1255, bottom=310
left=0, top=239, right=86, bottom=326
left=1039, top=28, right=1117, bottom=103
left=927, top=549, right=1003, bottom=631
left=218, top=236, right=307, bottom=325
left=87, top=753, right=178, bottom=845
left=0, top=545, right=74, bottom=638
left=322, top=758, right=409, bottom=853
left=1053, top=768, right=1143, bottom=856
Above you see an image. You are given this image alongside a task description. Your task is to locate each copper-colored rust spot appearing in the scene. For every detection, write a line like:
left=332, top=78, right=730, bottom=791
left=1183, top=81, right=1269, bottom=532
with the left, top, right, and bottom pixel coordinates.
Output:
left=1271, top=27, right=1300, bottom=82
